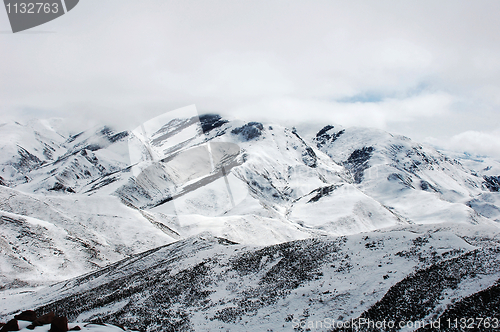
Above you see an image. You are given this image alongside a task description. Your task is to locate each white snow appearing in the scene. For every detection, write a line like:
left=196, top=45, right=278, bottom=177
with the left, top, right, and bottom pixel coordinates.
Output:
left=1, top=110, right=500, bottom=332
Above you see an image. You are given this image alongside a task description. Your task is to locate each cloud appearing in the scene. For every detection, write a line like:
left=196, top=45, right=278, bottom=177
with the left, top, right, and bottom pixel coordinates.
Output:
left=426, top=130, right=500, bottom=158
left=230, top=92, right=454, bottom=130
left=1, top=0, right=500, bottom=151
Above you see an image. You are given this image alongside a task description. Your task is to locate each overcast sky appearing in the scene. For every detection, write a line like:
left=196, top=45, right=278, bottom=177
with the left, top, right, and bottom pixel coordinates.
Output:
left=1, top=1, right=500, bottom=156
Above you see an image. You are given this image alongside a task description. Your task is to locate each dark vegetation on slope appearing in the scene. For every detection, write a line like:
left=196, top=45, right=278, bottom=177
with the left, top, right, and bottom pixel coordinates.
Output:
left=31, top=241, right=212, bottom=332
left=417, top=280, right=500, bottom=331
left=332, top=247, right=500, bottom=332
left=216, top=239, right=340, bottom=322
left=2, top=233, right=497, bottom=332
left=29, top=237, right=341, bottom=331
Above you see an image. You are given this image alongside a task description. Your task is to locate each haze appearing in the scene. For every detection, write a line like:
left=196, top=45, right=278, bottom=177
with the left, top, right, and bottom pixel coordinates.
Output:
left=1, top=0, right=500, bottom=156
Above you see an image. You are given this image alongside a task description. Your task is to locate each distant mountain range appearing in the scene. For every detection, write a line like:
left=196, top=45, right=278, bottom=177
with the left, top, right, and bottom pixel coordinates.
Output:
left=0, top=112, right=499, bottom=331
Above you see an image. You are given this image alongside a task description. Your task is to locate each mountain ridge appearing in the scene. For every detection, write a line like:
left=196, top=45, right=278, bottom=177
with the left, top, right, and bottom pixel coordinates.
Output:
left=1, top=113, right=499, bottom=330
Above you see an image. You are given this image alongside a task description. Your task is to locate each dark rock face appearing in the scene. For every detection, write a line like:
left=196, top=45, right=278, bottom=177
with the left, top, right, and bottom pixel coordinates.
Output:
left=302, top=146, right=317, bottom=168
left=231, top=122, right=264, bottom=141
left=199, top=114, right=228, bottom=134
left=387, top=173, right=414, bottom=189
left=316, top=125, right=335, bottom=138
left=307, top=185, right=339, bottom=203
left=27, top=311, right=55, bottom=329
left=14, top=310, right=36, bottom=322
left=82, top=144, right=101, bottom=152
left=67, top=127, right=127, bottom=152
left=344, top=147, right=374, bottom=183
left=66, top=132, right=84, bottom=144
left=386, top=143, right=455, bottom=176
left=346, top=147, right=374, bottom=166
left=0, top=319, right=18, bottom=332
left=0, top=312, right=85, bottom=332
left=420, top=180, right=439, bottom=192
left=99, top=127, right=128, bottom=144
left=484, top=175, right=500, bottom=192
left=0, top=319, right=19, bottom=332
left=48, top=182, right=75, bottom=193
left=314, top=125, right=345, bottom=148
left=50, top=316, right=68, bottom=332
left=291, top=128, right=318, bottom=168
left=13, top=147, right=43, bottom=174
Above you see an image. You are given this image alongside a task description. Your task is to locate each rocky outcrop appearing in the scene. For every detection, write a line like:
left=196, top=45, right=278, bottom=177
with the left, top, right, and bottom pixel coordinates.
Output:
left=231, top=122, right=264, bottom=140
left=484, top=175, right=500, bottom=192
left=0, top=311, right=133, bottom=331
left=0, top=319, right=18, bottom=332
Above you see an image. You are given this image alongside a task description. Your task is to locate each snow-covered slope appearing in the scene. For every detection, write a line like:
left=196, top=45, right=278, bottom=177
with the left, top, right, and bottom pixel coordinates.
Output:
left=1, top=111, right=500, bottom=331
left=313, top=125, right=490, bottom=224
left=2, top=225, right=499, bottom=331
left=0, top=185, right=175, bottom=289
left=0, top=119, right=130, bottom=194
left=439, top=150, right=500, bottom=223
left=0, top=120, right=66, bottom=185
left=1, top=112, right=500, bottom=289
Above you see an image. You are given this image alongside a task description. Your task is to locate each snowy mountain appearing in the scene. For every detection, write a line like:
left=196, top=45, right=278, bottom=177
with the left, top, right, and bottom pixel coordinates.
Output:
left=1, top=109, right=499, bottom=330
left=0, top=185, right=176, bottom=289
left=2, top=225, right=499, bottom=331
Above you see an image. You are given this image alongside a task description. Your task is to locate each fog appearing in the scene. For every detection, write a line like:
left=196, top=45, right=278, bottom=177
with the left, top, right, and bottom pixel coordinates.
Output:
left=1, top=0, right=500, bottom=155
